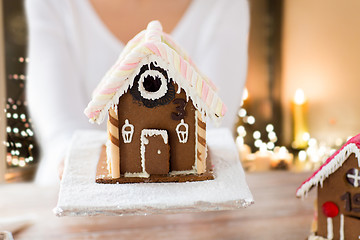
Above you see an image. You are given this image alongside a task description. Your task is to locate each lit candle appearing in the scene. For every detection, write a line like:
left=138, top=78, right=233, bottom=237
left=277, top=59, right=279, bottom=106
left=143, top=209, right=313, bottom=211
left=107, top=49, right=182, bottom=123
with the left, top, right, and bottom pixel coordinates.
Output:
left=254, top=143, right=272, bottom=171
left=294, top=150, right=310, bottom=171
left=292, top=89, right=309, bottom=149
left=238, top=142, right=251, bottom=161
left=271, top=146, right=294, bottom=170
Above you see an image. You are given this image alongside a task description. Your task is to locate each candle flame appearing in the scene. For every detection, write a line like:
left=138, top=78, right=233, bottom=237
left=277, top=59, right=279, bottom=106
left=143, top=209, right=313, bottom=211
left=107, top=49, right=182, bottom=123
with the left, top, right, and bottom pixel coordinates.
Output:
left=294, top=88, right=306, bottom=105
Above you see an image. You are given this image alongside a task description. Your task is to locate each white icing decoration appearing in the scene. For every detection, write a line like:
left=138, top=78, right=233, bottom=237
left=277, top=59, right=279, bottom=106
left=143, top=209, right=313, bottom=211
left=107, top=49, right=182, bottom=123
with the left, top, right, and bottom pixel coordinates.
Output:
left=87, top=50, right=223, bottom=127
left=297, top=143, right=360, bottom=198
left=176, top=119, right=189, bottom=143
left=110, top=104, right=118, bottom=115
left=308, top=235, right=328, bottom=240
left=347, top=168, right=360, bottom=187
left=157, top=150, right=161, bottom=154
left=340, top=214, right=344, bottom=240
left=139, top=129, right=168, bottom=177
left=122, top=119, right=134, bottom=143
left=124, top=172, right=149, bottom=178
left=105, top=139, right=112, bottom=175
left=141, top=129, right=168, bottom=144
left=138, top=69, right=168, bottom=100
left=327, top=217, right=333, bottom=240
left=169, top=167, right=197, bottom=176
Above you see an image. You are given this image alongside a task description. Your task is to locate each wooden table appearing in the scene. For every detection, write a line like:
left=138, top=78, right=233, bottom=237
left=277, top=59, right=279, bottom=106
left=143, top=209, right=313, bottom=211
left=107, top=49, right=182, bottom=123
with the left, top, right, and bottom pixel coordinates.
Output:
left=1, top=171, right=315, bottom=240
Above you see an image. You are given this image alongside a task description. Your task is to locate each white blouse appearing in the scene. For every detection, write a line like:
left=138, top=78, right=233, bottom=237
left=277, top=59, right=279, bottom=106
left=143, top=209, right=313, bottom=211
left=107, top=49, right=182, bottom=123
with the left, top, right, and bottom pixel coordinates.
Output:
left=25, top=0, right=249, bottom=184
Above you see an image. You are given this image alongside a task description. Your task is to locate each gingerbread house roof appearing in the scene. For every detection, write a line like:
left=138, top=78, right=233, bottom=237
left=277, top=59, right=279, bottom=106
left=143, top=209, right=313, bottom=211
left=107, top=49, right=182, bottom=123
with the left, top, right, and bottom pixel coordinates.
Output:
left=296, top=133, right=360, bottom=198
left=84, top=20, right=226, bottom=124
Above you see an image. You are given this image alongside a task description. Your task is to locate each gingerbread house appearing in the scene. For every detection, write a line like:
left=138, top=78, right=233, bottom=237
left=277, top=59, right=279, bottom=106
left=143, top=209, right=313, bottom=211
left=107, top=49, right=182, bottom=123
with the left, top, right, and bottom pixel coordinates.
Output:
left=84, top=21, right=226, bottom=183
left=296, top=134, right=360, bottom=240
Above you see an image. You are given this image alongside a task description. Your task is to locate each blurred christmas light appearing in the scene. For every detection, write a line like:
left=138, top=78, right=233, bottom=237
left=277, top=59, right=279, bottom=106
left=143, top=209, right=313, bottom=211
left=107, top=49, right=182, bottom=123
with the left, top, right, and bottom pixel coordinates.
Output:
left=308, top=138, right=317, bottom=147
left=253, top=131, right=261, bottom=140
left=19, top=159, right=26, bottom=167
left=266, top=124, right=274, bottom=132
left=298, top=150, right=307, bottom=162
left=236, top=136, right=244, bottom=147
left=267, top=142, right=275, bottom=150
left=335, top=138, right=343, bottom=147
left=12, top=157, right=19, bottom=166
left=254, top=139, right=263, bottom=148
left=259, top=143, right=268, bottom=153
left=247, top=116, right=255, bottom=125
left=5, top=55, right=38, bottom=168
left=268, top=132, right=277, bottom=141
left=238, top=108, right=247, bottom=117
left=302, top=132, right=310, bottom=142
left=237, top=125, right=246, bottom=136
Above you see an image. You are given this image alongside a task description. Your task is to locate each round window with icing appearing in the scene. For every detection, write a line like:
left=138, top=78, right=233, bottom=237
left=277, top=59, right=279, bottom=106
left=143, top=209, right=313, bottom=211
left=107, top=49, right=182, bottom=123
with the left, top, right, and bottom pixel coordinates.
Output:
left=130, top=62, right=175, bottom=108
left=138, top=70, right=168, bottom=100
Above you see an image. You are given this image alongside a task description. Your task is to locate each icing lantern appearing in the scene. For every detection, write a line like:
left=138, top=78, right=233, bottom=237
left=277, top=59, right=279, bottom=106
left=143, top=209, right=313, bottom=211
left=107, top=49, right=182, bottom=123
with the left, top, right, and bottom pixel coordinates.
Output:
left=322, top=201, right=339, bottom=218
left=122, top=119, right=134, bottom=143
left=176, top=119, right=189, bottom=143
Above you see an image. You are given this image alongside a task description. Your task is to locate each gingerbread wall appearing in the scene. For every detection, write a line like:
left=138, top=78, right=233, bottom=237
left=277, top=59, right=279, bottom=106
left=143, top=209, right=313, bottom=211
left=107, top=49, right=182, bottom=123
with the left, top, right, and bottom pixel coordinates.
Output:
left=117, top=83, right=197, bottom=174
left=317, top=154, right=360, bottom=239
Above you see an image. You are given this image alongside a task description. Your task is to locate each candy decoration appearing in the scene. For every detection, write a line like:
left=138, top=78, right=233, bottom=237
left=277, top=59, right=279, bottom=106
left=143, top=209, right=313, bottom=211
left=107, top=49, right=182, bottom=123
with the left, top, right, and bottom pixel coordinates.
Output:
left=346, top=168, right=360, bottom=187
left=322, top=201, right=339, bottom=218
left=322, top=200, right=337, bottom=240
left=84, top=20, right=226, bottom=125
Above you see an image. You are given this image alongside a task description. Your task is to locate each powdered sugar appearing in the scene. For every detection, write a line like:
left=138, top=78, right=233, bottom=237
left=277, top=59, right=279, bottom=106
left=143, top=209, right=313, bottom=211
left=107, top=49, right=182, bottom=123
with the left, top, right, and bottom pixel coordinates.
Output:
left=54, top=129, right=253, bottom=216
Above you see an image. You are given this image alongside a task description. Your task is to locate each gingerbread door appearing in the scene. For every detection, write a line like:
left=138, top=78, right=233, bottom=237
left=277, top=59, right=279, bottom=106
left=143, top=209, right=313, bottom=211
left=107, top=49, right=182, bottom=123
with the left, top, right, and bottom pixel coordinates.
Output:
left=343, top=215, right=360, bottom=239
left=141, top=129, right=170, bottom=175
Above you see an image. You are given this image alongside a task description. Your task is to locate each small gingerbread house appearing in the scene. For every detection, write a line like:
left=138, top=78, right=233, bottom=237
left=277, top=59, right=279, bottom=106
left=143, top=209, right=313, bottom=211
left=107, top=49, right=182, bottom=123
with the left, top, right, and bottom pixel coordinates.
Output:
left=296, top=134, right=360, bottom=240
left=84, top=21, right=226, bottom=183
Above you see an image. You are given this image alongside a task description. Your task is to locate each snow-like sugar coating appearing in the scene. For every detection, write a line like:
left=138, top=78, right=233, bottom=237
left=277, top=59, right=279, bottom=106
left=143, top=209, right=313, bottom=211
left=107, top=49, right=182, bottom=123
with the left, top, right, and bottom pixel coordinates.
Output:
left=54, top=129, right=253, bottom=216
